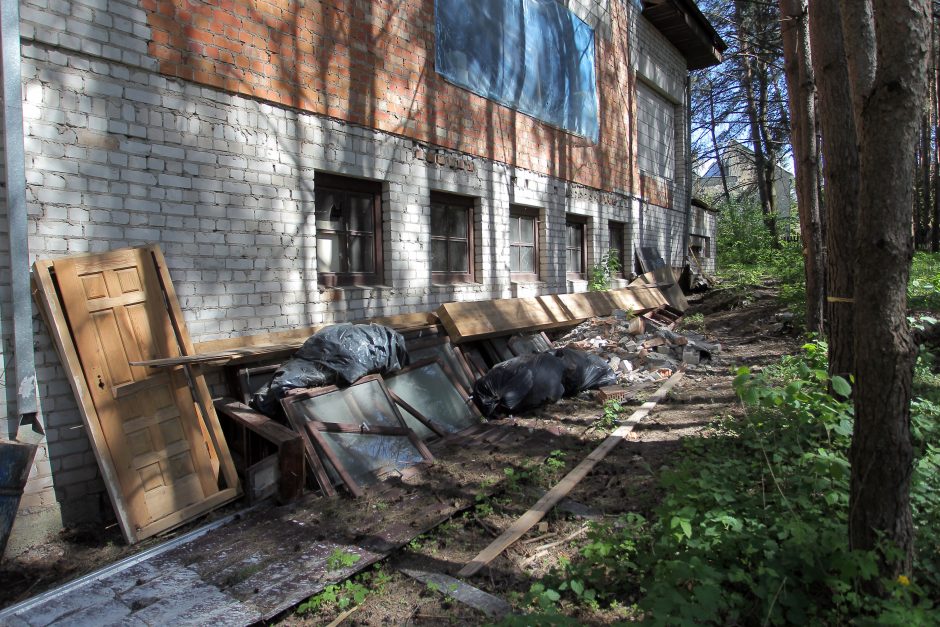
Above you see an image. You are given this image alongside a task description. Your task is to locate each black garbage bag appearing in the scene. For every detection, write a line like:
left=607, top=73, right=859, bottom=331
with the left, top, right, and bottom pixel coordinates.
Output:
left=251, top=323, right=409, bottom=416
left=472, top=352, right=567, bottom=417
left=554, top=347, right=618, bottom=395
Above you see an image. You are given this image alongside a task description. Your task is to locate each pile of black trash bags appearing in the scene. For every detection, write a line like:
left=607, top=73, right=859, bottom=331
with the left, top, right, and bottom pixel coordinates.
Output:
left=252, top=323, right=409, bottom=416
left=251, top=323, right=616, bottom=419
left=472, top=348, right=617, bottom=417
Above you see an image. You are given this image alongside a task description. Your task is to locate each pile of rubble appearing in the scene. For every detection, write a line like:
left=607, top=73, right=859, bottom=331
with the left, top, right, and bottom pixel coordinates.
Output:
left=555, top=309, right=721, bottom=384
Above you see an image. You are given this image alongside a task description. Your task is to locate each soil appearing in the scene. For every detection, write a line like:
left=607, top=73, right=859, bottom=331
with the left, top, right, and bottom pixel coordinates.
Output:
left=0, top=283, right=802, bottom=624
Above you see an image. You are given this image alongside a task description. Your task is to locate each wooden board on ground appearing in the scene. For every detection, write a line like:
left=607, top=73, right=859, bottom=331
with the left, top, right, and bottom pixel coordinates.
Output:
left=436, top=287, right=668, bottom=343
left=32, top=246, right=240, bottom=544
left=399, top=568, right=511, bottom=619
left=630, top=267, right=689, bottom=312
left=458, top=368, right=686, bottom=577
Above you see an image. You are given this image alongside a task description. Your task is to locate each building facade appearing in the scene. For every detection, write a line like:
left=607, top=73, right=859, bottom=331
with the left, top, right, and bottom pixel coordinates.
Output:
left=1, top=0, right=723, bottom=554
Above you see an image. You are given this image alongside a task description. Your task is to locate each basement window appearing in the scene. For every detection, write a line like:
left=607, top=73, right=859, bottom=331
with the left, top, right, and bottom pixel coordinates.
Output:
left=315, top=173, right=383, bottom=287
left=431, top=192, right=475, bottom=283
left=509, top=205, right=539, bottom=281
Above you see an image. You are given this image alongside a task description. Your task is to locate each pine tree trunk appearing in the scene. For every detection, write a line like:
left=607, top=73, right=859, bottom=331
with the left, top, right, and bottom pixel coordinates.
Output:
left=780, top=0, right=824, bottom=333
left=840, top=0, right=930, bottom=586
left=809, top=1, right=858, bottom=382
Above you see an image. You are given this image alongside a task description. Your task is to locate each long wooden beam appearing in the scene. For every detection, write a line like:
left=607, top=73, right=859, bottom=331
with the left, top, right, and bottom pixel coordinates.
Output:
left=436, top=286, right=669, bottom=343
left=457, top=368, right=686, bottom=578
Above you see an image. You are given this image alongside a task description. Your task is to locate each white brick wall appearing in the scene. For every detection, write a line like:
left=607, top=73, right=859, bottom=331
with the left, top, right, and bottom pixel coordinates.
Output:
left=1, top=0, right=694, bottom=554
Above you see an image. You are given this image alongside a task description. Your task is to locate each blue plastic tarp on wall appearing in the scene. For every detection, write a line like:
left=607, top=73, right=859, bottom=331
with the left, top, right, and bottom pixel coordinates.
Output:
left=435, top=0, right=599, bottom=142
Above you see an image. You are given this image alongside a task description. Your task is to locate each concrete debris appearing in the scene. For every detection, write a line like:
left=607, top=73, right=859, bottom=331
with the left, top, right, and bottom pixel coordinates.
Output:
left=553, top=312, right=721, bottom=385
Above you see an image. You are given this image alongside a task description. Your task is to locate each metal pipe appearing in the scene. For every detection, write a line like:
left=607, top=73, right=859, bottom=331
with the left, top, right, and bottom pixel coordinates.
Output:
left=1, top=0, right=37, bottom=430
left=682, top=73, right=693, bottom=269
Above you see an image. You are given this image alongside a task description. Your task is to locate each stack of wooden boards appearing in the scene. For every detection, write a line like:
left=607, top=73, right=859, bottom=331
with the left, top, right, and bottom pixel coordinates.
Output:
left=32, top=245, right=688, bottom=545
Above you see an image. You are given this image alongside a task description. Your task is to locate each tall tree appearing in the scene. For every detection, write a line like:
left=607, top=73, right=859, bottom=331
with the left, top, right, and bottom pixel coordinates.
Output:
left=692, top=0, right=790, bottom=238
left=779, top=0, right=824, bottom=333
left=808, top=1, right=858, bottom=382
left=838, top=0, right=931, bottom=582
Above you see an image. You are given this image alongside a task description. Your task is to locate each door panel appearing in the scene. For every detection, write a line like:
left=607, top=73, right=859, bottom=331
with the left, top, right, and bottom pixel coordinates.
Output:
left=53, top=248, right=232, bottom=538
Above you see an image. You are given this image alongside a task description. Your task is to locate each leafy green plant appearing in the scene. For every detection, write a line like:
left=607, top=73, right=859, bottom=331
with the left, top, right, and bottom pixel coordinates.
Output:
left=590, top=400, right=623, bottom=433
left=326, top=548, right=361, bottom=571
left=296, top=564, right=391, bottom=615
left=588, top=250, right=622, bottom=291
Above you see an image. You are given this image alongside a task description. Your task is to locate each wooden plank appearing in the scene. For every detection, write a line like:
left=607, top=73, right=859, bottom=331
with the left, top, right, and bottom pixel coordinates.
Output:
left=214, top=399, right=305, bottom=503
left=630, top=267, right=689, bottom=312
left=457, top=368, right=686, bottom=577
left=399, top=568, right=511, bottom=619
left=435, top=287, right=668, bottom=343
left=31, top=259, right=137, bottom=543
left=150, top=246, right=240, bottom=492
left=192, top=311, right=434, bottom=355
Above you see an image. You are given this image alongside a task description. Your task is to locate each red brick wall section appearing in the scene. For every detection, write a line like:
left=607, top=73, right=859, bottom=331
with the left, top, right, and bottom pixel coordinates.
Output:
left=144, top=0, right=642, bottom=196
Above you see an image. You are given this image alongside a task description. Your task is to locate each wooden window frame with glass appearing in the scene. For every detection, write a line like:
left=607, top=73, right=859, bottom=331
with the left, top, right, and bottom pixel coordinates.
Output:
left=430, top=192, right=475, bottom=283
left=565, top=216, right=587, bottom=280
left=280, top=375, right=434, bottom=497
left=314, top=173, right=383, bottom=287
left=509, top=205, right=540, bottom=281
left=608, top=221, right=627, bottom=279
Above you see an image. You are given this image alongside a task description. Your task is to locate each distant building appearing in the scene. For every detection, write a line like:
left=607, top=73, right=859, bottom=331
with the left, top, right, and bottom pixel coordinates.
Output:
left=696, top=142, right=796, bottom=235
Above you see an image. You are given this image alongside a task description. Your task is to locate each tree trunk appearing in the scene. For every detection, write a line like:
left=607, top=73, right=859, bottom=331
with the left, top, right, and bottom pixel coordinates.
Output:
left=735, top=0, right=780, bottom=244
left=779, top=0, right=824, bottom=333
left=809, top=0, right=858, bottom=382
left=840, top=0, right=930, bottom=586
left=707, top=82, right=732, bottom=203
left=934, top=14, right=940, bottom=253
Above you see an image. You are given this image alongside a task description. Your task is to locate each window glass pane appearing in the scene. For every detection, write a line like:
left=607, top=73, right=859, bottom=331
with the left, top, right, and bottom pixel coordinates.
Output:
left=295, top=380, right=402, bottom=428
left=349, top=235, right=374, bottom=273
left=520, top=216, right=535, bottom=244
left=510, top=216, right=520, bottom=243
left=315, top=189, right=344, bottom=230
left=347, top=193, right=374, bottom=231
left=519, top=245, right=535, bottom=273
left=385, top=362, right=479, bottom=438
left=317, top=233, right=343, bottom=273
left=449, top=208, right=468, bottom=238
left=431, top=239, right=447, bottom=272
left=448, top=241, right=468, bottom=272
left=320, top=432, right=425, bottom=487
left=567, top=248, right=582, bottom=273
left=510, top=244, right=520, bottom=272
left=431, top=204, right=446, bottom=235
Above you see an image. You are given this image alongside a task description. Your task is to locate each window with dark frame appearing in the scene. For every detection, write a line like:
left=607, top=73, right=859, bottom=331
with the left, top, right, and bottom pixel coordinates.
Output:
left=509, top=206, right=539, bottom=281
left=566, top=217, right=586, bottom=279
left=608, top=221, right=626, bottom=278
left=314, top=173, right=383, bottom=287
left=430, top=192, right=474, bottom=283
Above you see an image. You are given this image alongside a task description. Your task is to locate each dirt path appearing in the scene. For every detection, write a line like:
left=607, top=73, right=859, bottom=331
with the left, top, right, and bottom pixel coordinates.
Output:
left=277, top=286, right=802, bottom=625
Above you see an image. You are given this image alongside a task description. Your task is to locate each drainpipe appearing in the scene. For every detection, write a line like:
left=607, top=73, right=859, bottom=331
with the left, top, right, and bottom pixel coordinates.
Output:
left=682, top=73, right=692, bottom=271
left=2, top=0, right=38, bottom=436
